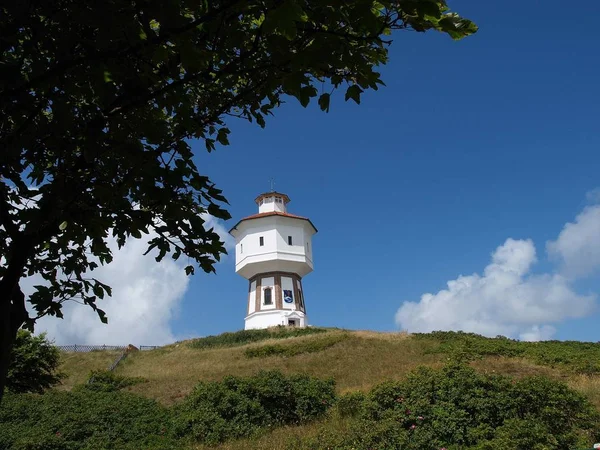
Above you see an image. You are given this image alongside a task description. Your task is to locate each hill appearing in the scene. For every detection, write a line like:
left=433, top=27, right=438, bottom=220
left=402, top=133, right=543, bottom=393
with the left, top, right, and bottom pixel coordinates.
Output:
left=4, top=328, right=600, bottom=449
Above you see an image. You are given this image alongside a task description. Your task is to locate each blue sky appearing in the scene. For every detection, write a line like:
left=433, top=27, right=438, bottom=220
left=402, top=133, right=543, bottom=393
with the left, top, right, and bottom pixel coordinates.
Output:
left=34, top=1, right=600, bottom=345
left=170, top=0, right=600, bottom=342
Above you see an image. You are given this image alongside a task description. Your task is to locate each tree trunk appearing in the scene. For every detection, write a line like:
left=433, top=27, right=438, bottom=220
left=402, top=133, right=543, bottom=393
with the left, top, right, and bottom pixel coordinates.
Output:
left=0, top=239, right=31, bottom=404
left=0, top=287, right=27, bottom=404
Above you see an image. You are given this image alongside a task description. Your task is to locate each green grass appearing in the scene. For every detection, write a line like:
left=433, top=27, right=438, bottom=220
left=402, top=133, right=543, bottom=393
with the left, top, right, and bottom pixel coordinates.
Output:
left=57, top=349, right=122, bottom=390
left=244, top=333, right=348, bottom=358
left=414, top=330, right=600, bottom=374
left=188, top=326, right=331, bottom=350
left=48, top=329, right=600, bottom=449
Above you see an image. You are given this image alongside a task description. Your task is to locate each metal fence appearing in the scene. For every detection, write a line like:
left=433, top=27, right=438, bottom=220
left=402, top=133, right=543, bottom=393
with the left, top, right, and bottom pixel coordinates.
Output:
left=57, top=344, right=161, bottom=352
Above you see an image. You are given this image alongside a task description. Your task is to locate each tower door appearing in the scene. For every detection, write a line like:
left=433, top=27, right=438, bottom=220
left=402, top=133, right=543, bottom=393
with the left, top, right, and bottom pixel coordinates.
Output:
left=288, top=319, right=297, bottom=327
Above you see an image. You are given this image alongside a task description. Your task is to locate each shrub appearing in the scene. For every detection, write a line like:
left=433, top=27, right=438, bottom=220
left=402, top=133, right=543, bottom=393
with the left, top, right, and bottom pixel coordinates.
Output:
left=77, top=370, right=146, bottom=392
left=414, top=330, right=600, bottom=373
left=0, top=390, right=176, bottom=450
left=244, top=333, right=348, bottom=358
left=171, top=370, right=335, bottom=445
left=188, top=326, right=331, bottom=349
left=336, top=391, right=366, bottom=418
left=287, top=362, right=600, bottom=450
left=6, top=330, right=63, bottom=394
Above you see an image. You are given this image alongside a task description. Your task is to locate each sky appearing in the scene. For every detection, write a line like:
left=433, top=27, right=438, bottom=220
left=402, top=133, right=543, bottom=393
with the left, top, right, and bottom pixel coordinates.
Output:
left=34, top=0, right=600, bottom=345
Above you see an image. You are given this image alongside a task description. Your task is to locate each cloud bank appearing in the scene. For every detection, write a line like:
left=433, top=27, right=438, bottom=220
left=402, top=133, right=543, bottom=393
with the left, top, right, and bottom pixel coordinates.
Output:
left=27, top=217, right=233, bottom=345
left=396, top=193, right=600, bottom=341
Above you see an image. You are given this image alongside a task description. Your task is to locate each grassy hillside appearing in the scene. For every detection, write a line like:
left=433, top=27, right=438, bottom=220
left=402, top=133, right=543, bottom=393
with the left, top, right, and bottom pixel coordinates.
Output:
left=11, top=328, right=600, bottom=449
left=58, top=328, right=600, bottom=406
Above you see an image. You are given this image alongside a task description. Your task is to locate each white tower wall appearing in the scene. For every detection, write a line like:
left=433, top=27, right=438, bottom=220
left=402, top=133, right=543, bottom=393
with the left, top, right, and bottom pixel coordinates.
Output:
left=230, top=192, right=316, bottom=330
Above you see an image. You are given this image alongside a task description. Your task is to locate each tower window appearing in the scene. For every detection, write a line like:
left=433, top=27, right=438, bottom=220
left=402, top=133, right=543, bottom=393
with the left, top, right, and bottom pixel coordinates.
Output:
left=240, top=244, right=243, bottom=254
left=288, top=236, right=293, bottom=245
left=259, top=236, right=264, bottom=246
left=263, top=287, right=272, bottom=305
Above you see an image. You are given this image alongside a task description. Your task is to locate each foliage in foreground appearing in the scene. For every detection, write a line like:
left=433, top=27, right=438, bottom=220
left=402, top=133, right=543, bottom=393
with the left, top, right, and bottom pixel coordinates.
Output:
left=415, top=330, right=600, bottom=374
left=297, top=363, right=600, bottom=450
left=0, top=370, right=335, bottom=449
left=4, top=361, right=597, bottom=450
left=189, top=326, right=330, bottom=349
left=244, top=333, right=348, bottom=358
left=171, top=370, right=336, bottom=445
left=0, top=390, right=175, bottom=450
left=6, top=330, right=63, bottom=394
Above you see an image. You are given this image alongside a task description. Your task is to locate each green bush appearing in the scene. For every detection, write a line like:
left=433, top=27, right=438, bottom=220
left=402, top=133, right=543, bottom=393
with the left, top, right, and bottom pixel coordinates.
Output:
left=77, top=370, right=146, bottom=392
left=0, top=390, right=176, bottom=450
left=288, top=362, right=600, bottom=450
left=244, top=333, right=347, bottom=358
left=188, top=326, right=331, bottom=350
left=7, top=330, right=63, bottom=394
left=172, top=370, right=336, bottom=445
left=335, top=391, right=366, bottom=418
left=414, top=330, right=600, bottom=373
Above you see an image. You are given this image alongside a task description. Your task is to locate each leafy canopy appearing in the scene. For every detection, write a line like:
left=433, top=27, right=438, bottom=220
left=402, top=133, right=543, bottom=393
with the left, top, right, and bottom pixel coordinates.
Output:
left=0, top=0, right=476, bottom=326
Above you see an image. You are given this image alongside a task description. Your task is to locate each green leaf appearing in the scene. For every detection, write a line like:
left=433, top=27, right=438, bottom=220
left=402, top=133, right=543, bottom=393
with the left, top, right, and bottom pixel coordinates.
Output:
left=185, top=265, right=195, bottom=275
left=216, top=128, right=230, bottom=146
left=103, top=71, right=112, bottom=83
left=97, top=308, right=108, bottom=324
left=318, top=93, right=331, bottom=112
left=59, top=221, right=68, bottom=231
left=345, top=85, right=364, bottom=105
left=262, top=0, right=307, bottom=40
left=93, top=283, right=104, bottom=299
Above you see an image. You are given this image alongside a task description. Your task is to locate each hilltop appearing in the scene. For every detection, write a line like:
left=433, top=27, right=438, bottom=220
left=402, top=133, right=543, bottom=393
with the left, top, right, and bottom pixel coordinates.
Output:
left=54, top=328, right=600, bottom=449
left=4, top=328, right=600, bottom=449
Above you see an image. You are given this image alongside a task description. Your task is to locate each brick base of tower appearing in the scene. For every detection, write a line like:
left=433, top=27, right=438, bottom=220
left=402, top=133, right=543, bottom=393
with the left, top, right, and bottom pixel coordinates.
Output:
left=244, top=271, right=308, bottom=330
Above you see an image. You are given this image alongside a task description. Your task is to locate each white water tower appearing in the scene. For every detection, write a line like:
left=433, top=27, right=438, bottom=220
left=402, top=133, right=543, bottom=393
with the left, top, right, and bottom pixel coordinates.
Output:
left=229, top=192, right=317, bottom=329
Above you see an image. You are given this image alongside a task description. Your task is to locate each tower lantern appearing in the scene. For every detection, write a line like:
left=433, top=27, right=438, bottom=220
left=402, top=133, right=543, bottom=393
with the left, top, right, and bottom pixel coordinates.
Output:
left=229, top=191, right=317, bottom=329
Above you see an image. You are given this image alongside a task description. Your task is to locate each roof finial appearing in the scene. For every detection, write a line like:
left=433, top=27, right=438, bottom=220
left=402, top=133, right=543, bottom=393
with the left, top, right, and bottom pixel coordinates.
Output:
left=270, top=178, right=275, bottom=192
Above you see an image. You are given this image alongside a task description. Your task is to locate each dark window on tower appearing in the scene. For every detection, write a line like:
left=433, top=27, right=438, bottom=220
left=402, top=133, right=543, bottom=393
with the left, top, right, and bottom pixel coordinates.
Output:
left=264, top=287, right=272, bottom=305
left=259, top=236, right=264, bottom=246
left=288, top=236, right=293, bottom=245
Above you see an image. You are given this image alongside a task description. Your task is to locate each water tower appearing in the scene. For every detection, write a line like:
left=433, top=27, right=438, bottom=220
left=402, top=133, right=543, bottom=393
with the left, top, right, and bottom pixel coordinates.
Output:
left=229, top=192, right=317, bottom=329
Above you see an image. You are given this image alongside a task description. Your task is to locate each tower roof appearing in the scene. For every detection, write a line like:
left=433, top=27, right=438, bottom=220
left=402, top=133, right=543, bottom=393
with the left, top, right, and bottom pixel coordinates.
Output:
left=228, top=211, right=318, bottom=234
left=254, top=191, right=290, bottom=205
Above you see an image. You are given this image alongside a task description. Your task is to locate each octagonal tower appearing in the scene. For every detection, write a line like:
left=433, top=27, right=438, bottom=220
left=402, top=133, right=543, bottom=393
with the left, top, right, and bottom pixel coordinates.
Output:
left=229, top=192, right=317, bottom=329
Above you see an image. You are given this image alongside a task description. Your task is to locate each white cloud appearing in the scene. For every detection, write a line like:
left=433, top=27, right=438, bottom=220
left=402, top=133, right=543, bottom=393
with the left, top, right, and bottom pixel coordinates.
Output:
left=547, top=204, right=600, bottom=279
left=586, top=188, right=600, bottom=203
left=395, top=236, right=597, bottom=341
left=519, top=325, right=556, bottom=342
left=22, top=215, right=233, bottom=345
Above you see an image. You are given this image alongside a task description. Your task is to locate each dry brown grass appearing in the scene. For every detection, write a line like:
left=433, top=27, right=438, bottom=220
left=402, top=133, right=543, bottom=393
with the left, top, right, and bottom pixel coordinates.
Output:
left=112, top=330, right=442, bottom=404
left=470, top=356, right=565, bottom=379
left=568, top=374, right=600, bottom=409
left=57, top=349, right=122, bottom=389
left=57, top=330, right=600, bottom=414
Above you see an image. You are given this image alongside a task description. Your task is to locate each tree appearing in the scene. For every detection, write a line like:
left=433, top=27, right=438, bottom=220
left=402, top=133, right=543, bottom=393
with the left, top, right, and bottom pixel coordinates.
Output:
left=0, top=0, right=477, bottom=401
left=6, top=330, right=63, bottom=394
